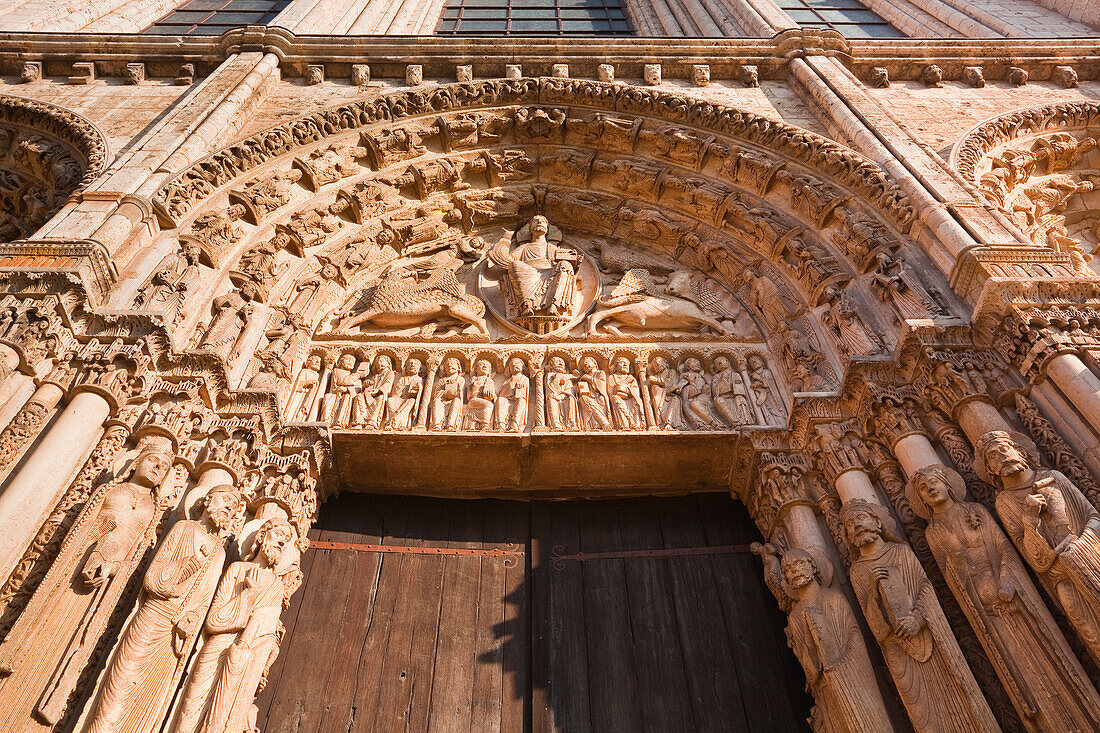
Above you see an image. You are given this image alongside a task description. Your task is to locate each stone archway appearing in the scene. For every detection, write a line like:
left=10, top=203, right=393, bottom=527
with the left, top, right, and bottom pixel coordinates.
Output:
left=0, top=95, right=108, bottom=242
left=135, top=78, right=953, bottom=494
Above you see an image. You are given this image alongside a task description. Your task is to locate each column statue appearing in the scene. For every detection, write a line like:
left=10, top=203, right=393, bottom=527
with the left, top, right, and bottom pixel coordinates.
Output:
left=0, top=433, right=176, bottom=728
left=753, top=544, right=893, bottom=733
left=975, top=429, right=1100, bottom=664
left=83, top=484, right=244, bottom=733
left=907, top=465, right=1100, bottom=730
left=170, top=517, right=296, bottom=733
left=840, top=499, right=1000, bottom=732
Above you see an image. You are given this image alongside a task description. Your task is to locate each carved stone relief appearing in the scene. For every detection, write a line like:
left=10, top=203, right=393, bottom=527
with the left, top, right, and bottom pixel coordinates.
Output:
left=955, top=104, right=1100, bottom=275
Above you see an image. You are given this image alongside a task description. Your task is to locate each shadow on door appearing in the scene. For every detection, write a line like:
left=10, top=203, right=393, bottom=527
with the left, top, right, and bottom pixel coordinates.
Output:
left=255, top=493, right=811, bottom=732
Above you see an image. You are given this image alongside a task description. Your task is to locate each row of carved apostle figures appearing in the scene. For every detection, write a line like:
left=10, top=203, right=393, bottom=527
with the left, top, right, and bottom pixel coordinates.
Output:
left=288, top=349, right=787, bottom=432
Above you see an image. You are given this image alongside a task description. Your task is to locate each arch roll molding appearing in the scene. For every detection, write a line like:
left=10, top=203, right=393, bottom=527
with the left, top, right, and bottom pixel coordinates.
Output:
left=9, top=78, right=1100, bottom=733
left=0, top=95, right=107, bottom=243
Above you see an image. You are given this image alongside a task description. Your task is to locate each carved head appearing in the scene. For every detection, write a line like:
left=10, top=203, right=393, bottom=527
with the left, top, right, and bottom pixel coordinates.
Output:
left=581, top=356, right=598, bottom=373
left=474, top=358, right=492, bottom=376
left=530, top=215, right=549, bottom=237
left=183, top=240, right=203, bottom=264
left=713, top=356, right=731, bottom=372
left=251, top=517, right=295, bottom=568
left=443, top=357, right=462, bottom=376
left=129, top=443, right=175, bottom=489
left=549, top=356, right=566, bottom=372
left=906, top=464, right=966, bottom=519
left=747, top=354, right=765, bottom=370
left=337, top=353, right=357, bottom=370
left=507, top=357, right=525, bottom=375
left=665, top=271, right=692, bottom=296
left=780, top=548, right=820, bottom=591
left=651, top=356, right=669, bottom=372
left=682, top=357, right=703, bottom=373
left=304, top=354, right=322, bottom=371
left=405, top=358, right=422, bottom=375
left=612, top=357, right=631, bottom=374
left=840, top=499, right=885, bottom=549
left=375, top=355, right=393, bottom=373
left=200, top=484, right=244, bottom=534
left=975, top=430, right=1032, bottom=485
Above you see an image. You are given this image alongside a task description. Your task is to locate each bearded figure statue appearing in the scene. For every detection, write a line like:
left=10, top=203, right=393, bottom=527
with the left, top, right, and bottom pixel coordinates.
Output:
left=84, top=485, right=244, bottom=733
left=976, top=429, right=1100, bottom=665
left=840, top=499, right=998, bottom=732
left=908, top=464, right=1100, bottom=730
left=171, top=517, right=298, bottom=733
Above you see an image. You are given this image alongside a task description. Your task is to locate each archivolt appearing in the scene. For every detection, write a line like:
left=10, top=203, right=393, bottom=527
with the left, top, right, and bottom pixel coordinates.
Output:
left=0, top=94, right=109, bottom=242
left=154, top=77, right=915, bottom=235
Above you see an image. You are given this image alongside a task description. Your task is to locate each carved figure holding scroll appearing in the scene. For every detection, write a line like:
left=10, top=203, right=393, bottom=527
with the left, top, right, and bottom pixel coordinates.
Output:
left=170, top=518, right=295, bottom=733
left=606, top=357, right=644, bottom=430
left=495, top=357, right=529, bottom=431
left=290, top=354, right=322, bottom=422
left=385, top=358, right=423, bottom=430
left=841, top=499, right=999, bottom=732
left=675, top=357, right=720, bottom=429
left=576, top=356, right=611, bottom=431
left=430, top=357, right=465, bottom=431
left=322, top=353, right=359, bottom=426
left=546, top=356, right=578, bottom=431
left=648, top=356, right=683, bottom=429
left=354, top=355, right=395, bottom=429
left=711, top=356, right=752, bottom=426
left=977, top=430, right=1100, bottom=664
left=908, top=465, right=1100, bottom=730
left=84, top=485, right=244, bottom=733
left=464, top=358, right=497, bottom=431
left=753, top=543, right=893, bottom=733
left=748, top=355, right=783, bottom=426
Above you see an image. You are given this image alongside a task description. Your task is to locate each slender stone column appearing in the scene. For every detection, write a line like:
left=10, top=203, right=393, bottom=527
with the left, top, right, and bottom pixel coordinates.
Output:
left=0, top=389, right=111, bottom=583
left=832, top=468, right=879, bottom=504
left=1044, top=352, right=1100, bottom=437
left=1029, top=380, right=1100, bottom=475
left=0, top=376, right=69, bottom=480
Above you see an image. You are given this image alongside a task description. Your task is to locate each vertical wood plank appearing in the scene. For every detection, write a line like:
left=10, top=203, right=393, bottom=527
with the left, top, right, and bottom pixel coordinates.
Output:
left=500, top=501, right=530, bottom=733
left=544, top=500, right=590, bottom=733
left=578, top=501, right=644, bottom=733
left=696, top=494, right=811, bottom=732
left=655, top=496, right=749, bottom=733
left=315, top=495, right=388, bottom=733
left=614, top=499, right=696, bottom=733
left=471, top=501, right=509, bottom=733
left=427, top=499, right=485, bottom=733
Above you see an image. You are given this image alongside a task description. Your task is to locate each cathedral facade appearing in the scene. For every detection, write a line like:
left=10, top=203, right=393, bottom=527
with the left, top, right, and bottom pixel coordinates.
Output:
left=0, top=0, right=1097, bottom=730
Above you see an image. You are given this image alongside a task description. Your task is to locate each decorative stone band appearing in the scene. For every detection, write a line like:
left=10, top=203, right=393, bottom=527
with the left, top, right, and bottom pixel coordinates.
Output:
left=0, top=239, right=116, bottom=303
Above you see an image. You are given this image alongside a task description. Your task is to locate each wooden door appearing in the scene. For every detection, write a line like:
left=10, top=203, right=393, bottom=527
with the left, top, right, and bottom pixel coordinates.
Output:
left=255, top=494, right=810, bottom=733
